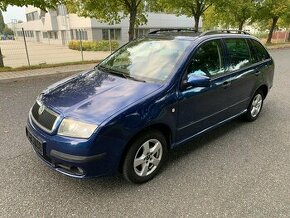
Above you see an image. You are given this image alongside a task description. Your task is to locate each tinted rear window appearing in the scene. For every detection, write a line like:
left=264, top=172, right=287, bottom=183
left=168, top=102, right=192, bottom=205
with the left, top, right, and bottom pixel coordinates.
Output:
left=250, top=39, right=270, bottom=62
left=224, top=38, right=252, bottom=71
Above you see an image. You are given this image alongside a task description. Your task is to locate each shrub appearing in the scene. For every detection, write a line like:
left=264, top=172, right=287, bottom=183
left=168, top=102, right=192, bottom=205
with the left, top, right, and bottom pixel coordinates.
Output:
left=68, top=40, right=119, bottom=51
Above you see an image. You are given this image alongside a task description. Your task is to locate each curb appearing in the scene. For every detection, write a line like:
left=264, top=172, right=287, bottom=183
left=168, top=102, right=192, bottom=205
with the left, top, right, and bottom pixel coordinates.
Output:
left=267, top=46, right=290, bottom=50
left=0, top=70, right=82, bottom=83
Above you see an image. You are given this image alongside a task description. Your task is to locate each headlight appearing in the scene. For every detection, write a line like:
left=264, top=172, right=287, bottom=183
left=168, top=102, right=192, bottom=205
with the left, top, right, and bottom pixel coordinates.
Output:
left=58, top=118, right=98, bottom=139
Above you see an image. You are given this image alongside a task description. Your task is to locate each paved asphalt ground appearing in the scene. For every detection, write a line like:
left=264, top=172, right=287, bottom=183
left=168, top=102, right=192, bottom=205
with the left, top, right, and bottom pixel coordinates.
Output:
left=0, top=48, right=290, bottom=217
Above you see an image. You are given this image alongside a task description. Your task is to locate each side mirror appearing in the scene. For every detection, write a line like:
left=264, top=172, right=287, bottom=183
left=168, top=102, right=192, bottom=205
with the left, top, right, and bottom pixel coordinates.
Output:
left=184, top=74, right=211, bottom=88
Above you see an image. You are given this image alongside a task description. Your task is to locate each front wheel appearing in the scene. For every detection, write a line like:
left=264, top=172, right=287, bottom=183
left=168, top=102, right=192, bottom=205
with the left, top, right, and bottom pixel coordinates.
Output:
left=244, top=90, right=264, bottom=121
left=122, top=130, right=167, bottom=183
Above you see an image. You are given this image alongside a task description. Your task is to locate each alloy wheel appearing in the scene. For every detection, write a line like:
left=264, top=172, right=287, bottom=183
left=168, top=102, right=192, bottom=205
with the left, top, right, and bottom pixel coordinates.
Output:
left=251, top=93, right=263, bottom=118
left=133, top=139, right=163, bottom=177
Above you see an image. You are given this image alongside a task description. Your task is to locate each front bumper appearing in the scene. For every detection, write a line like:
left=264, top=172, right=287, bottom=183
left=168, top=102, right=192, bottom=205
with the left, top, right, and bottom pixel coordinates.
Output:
left=26, top=119, right=111, bottom=178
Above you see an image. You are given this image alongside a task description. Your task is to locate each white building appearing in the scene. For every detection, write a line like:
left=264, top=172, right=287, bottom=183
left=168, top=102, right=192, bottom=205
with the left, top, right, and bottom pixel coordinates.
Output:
left=14, top=5, right=200, bottom=45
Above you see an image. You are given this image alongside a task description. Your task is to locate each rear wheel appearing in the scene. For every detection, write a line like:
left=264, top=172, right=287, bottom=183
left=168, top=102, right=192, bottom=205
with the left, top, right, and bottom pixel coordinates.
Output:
left=244, top=90, right=264, bottom=121
left=122, top=130, right=167, bottom=183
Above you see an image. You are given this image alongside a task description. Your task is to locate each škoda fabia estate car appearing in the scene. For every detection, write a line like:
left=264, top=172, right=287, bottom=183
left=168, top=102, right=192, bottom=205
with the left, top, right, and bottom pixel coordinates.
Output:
left=26, top=29, right=274, bottom=183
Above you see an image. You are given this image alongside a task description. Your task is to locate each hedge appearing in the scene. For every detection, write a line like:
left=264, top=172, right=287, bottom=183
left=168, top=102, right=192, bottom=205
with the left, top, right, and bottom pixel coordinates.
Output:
left=68, top=40, right=119, bottom=51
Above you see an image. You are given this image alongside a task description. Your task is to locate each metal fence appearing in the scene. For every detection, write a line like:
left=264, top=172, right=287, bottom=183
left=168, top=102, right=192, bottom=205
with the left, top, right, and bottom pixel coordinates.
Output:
left=0, top=28, right=112, bottom=68
left=1, top=29, right=289, bottom=69
left=271, top=31, right=290, bottom=43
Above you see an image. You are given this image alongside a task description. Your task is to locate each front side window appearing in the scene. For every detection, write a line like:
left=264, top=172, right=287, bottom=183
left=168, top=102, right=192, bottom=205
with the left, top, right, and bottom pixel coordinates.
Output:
left=224, top=38, right=252, bottom=71
left=186, top=40, right=224, bottom=78
left=99, top=38, right=192, bottom=82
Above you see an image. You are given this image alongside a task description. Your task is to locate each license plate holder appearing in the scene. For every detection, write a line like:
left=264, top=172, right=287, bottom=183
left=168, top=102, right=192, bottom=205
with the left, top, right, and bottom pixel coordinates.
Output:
left=26, top=128, right=44, bottom=156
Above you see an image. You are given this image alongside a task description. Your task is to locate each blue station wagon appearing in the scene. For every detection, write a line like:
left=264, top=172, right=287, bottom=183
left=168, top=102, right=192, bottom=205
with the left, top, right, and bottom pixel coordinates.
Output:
left=26, top=29, right=274, bottom=183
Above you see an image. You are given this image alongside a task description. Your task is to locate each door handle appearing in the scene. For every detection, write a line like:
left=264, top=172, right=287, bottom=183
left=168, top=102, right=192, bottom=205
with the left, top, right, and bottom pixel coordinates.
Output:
left=255, top=70, right=261, bottom=76
left=222, top=81, right=231, bottom=88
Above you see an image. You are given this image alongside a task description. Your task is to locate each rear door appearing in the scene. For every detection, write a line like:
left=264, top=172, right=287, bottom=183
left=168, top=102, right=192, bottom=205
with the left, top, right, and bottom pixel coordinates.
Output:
left=222, top=38, right=258, bottom=117
left=248, top=39, right=274, bottom=89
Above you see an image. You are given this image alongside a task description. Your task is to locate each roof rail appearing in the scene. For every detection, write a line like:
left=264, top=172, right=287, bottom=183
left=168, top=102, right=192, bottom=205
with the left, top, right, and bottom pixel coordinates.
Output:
left=148, top=28, right=199, bottom=35
left=200, top=29, right=250, bottom=36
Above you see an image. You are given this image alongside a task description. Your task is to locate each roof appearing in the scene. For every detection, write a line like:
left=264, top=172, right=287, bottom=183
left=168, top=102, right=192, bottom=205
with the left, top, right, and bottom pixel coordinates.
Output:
left=147, top=29, right=253, bottom=41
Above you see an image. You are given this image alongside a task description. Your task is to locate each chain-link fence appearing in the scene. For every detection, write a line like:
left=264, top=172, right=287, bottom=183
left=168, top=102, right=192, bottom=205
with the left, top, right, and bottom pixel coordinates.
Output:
left=0, top=28, right=113, bottom=68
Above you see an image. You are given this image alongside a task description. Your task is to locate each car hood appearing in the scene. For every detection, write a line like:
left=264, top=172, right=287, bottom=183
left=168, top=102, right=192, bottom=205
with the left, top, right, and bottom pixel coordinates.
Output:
left=39, top=69, right=162, bottom=124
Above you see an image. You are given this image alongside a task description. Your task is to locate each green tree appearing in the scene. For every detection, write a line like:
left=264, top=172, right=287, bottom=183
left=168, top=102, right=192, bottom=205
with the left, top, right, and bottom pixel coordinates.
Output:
left=203, top=6, right=224, bottom=30
left=0, top=0, right=59, bottom=11
left=65, top=0, right=156, bottom=41
left=0, top=11, right=5, bottom=33
left=3, top=25, right=14, bottom=35
left=158, top=0, right=213, bottom=31
left=278, top=13, right=290, bottom=30
left=204, top=0, right=255, bottom=31
left=255, top=0, right=290, bottom=43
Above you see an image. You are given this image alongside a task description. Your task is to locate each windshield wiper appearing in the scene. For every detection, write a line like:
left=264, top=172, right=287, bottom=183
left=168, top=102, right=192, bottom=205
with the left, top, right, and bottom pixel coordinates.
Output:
left=123, top=74, right=146, bottom=83
left=98, top=65, right=146, bottom=83
left=98, top=65, right=125, bottom=77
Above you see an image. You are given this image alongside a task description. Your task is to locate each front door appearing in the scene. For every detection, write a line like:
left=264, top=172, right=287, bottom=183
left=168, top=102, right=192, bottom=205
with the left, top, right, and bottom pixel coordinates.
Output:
left=176, top=39, right=230, bottom=143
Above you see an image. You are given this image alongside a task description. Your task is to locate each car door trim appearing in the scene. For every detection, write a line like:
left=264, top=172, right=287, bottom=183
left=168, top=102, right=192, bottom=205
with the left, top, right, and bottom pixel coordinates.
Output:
left=175, top=109, right=247, bottom=146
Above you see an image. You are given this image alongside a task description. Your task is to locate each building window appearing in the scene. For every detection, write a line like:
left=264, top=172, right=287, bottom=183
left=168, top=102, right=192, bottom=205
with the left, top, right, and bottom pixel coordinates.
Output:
left=17, top=31, right=23, bottom=37
left=16, top=30, right=34, bottom=37
left=56, top=5, right=67, bottom=16
left=71, top=29, right=88, bottom=40
left=26, top=11, right=39, bottom=21
left=43, top=32, right=48, bottom=38
left=135, top=28, right=150, bottom=38
left=23, top=31, right=34, bottom=37
left=40, top=10, right=46, bottom=19
left=102, top=29, right=108, bottom=40
left=102, top=29, right=121, bottom=40
left=70, top=30, right=74, bottom=40
left=47, top=31, right=58, bottom=39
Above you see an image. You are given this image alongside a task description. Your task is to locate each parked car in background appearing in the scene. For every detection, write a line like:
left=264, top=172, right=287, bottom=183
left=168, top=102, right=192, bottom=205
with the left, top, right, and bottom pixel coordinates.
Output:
left=0, top=35, right=15, bottom=40
left=26, top=29, right=274, bottom=183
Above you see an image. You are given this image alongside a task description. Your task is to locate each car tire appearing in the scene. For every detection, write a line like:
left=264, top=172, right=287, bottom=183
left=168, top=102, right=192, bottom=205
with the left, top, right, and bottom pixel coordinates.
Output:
left=244, top=90, right=264, bottom=122
left=122, top=130, right=168, bottom=184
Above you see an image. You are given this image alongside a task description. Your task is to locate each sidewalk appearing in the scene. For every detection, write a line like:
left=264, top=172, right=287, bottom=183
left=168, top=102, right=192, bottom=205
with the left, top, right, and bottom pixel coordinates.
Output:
left=0, top=63, right=96, bottom=82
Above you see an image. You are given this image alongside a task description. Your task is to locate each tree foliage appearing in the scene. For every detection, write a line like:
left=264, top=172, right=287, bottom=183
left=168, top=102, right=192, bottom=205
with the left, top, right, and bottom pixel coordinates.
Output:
left=0, top=0, right=59, bottom=11
left=157, top=0, right=213, bottom=31
left=3, top=25, right=14, bottom=35
left=279, top=13, right=290, bottom=29
left=65, top=0, right=157, bottom=41
left=0, top=11, right=5, bottom=33
left=203, top=0, right=255, bottom=31
left=255, top=0, right=290, bottom=43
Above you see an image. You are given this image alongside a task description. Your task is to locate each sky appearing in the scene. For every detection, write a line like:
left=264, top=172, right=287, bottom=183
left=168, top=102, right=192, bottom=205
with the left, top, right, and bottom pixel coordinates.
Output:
left=2, top=6, right=26, bottom=23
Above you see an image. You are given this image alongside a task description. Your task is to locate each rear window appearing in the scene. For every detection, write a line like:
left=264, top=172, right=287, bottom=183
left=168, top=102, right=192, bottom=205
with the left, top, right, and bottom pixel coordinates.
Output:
left=250, top=39, right=270, bottom=62
left=224, top=38, right=252, bottom=71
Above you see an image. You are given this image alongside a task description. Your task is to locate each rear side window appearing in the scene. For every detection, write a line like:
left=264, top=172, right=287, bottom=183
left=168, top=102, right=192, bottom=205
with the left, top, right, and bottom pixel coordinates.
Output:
left=224, top=38, right=252, bottom=71
left=250, top=39, right=270, bottom=62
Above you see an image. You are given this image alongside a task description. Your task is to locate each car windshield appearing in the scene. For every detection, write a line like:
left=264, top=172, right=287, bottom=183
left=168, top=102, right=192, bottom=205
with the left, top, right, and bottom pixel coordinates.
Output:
left=99, top=38, right=192, bottom=83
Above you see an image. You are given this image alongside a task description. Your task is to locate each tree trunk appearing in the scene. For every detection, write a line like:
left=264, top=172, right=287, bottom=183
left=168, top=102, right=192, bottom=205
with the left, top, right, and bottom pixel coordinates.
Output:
left=0, top=48, right=4, bottom=67
left=128, top=8, right=137, bottom=41
left=267, top=17, right=279, bottom=44
left=194, top=15, right=200, bottom=32
left=238, top=20, right=245, bottom=31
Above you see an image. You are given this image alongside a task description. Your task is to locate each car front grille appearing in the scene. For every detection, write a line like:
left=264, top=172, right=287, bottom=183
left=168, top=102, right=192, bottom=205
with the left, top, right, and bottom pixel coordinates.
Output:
left=30, top=101, right=60, bottom=133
